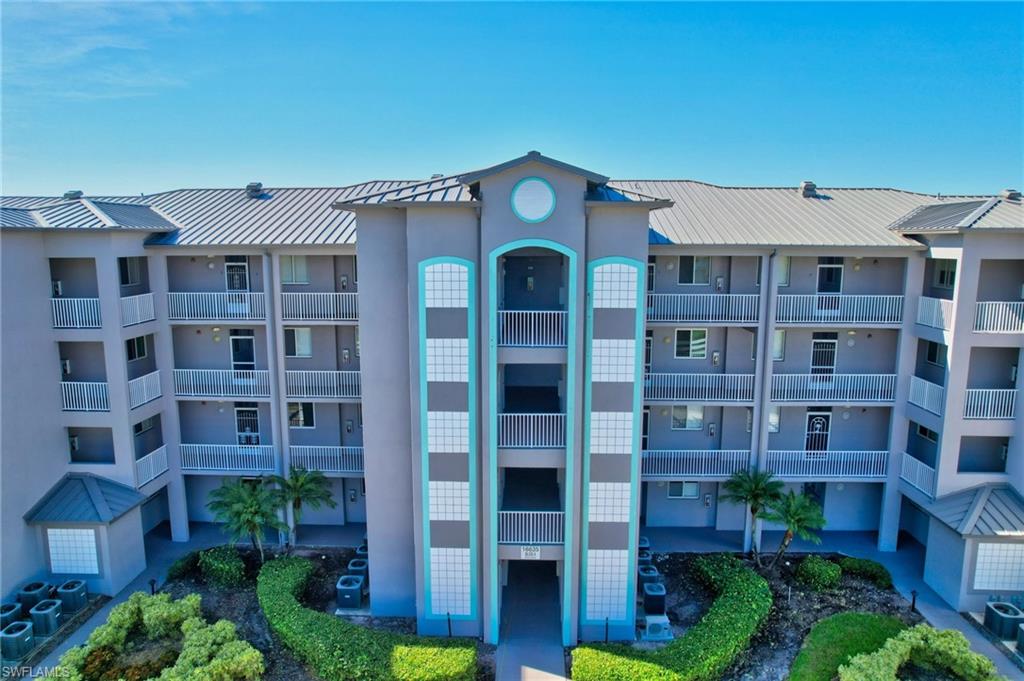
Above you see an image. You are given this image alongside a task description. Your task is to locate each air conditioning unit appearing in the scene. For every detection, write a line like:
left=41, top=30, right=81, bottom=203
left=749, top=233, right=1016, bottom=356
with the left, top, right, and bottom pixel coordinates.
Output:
left=68, top=436, right=79, bottom=452
left=51, top=280, right=63, bottom=297
left=641, top=614, right=674, bottom=641
left=60, top=359, right=71, bottom=375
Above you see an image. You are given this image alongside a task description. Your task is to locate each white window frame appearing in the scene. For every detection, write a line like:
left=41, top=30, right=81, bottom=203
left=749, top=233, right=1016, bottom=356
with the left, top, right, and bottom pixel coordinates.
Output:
left=126, top=336, right=147, bottom=362
left=670, top=405, right=704, bottom=431
left=288, top=402, right=316, bottom=429
left=668, top=481, right=700, bottom=499
left=647, top=256, right=656, bottom=292
left=677, top=256, right=711, bottom=285
left=925, top=340, right=946, bottom=367
left=280, top=255, right=309, bottom=285
left=933, top=260, right=956, bottom=290
left=777, top=256, right=791, bottom=287
left=917, top=424, right=938, bottom=443
left=751, top=329, right=786, bottom=361
left=284, top=327, right=312, bottom=358
left=133, top=416, right=156, bottom=436
left=119, top=257, right=141, bottom=287
left=768, top=406, right=781, bottom=433
left=674, top=328, right=708, bottom=359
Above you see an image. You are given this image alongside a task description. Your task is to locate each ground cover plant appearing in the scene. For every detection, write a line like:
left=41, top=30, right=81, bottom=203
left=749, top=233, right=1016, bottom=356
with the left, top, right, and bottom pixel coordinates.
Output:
left=788, top=612, right=906, bottom=681
left=838, top=623, right=1002, bottom=681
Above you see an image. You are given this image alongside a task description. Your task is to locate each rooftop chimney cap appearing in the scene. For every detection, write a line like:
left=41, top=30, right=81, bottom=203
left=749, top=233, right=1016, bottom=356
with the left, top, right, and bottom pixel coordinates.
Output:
left=799, top=180, right=817, bottom=198
left=246, top=182, right=263, bottom=198
left=63, top=190, right=83, bottom=200
left=1000, top=188, right=1021, bottom=201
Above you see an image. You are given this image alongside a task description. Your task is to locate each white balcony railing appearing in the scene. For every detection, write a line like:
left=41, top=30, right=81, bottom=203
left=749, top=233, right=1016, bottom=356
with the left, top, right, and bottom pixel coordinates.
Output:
left=498, top=413, right=566, bottom=448
left=167, top=292, right=266, bottom=320
left=963, top=389, right=1017, bottom=420
left=498, top=311, right=567, bottom=347
left=135, top=445, right=168, bottom=486
left=128, top=370, right=162, bottom=409
left=900, top=452, right=936, bottom=497
left=289, top=446, right=364, bottom=474
left=645, top=373, right=755, bottom=402
left=641, top=450, right=749, bottom=478
left=173, top=369, right=271, bottom=398
left=764, top=450, right=889, bottom=479
left=646, top=294, right=759, bottom=323
left=917, top=296, right=953, bottom=330
left=281, top=292, right=358, bottom=321
left=498, top=511, right=564, bottom=545
left=975, top=301, right=1024, bottom=333
left=284, top=370, right=361, bottom=399
left=909, top=376, right=944, bottom=415
left=51, top=298, right=101, bottom=329
left=61, top=381, right=109, bottom=411
left=770, top=374, right=896, bottom=402
left=776, top=295, right=903, bottom=325
left=120, top=293, right=155, bottom=327
left=179, top=444, right=276, bottom=472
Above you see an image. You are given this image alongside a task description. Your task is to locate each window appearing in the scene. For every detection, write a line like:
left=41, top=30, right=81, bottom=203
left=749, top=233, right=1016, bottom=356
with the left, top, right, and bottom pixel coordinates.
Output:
left=751, top=329, right=786, bottom=361
left=933, top=260, right=956, bottom=290
left=777, top=256, right=791, bottom=286
left=668, top=481, right=700, bottom=499
left=284, top=328, right=312, bottom=357
left=647, top=256, right=656, bottom=292
left=674, top=329, right=707, bottom=359
left=133, top=416, right=156, bottom=436
left=352, top=256, right=358, bottom=285
left=288, top=402, right=315, bottom=428
left=126, top=336, right=147, bottom=361
left=671, top=405, right=704, bottom=430
left=119, top=257, right=141, bottom=286
left=925, top=341, right=947, bottom=367
left=354, top=328, right=360, bottom=358
left=746, top=408, right=753, bottom=433
left=917, top=424, right=938, bottom=443
left=677, top=256, right=710, bottom=285
left=48, top=528, right=99, bottom=574
left=357, top=404, right=363, bottom=428
left=974, top=543, right=1024, bottom=591
left=280, top=255, right=308, bottom=284
left=644, top=330, right=653, bottom=374
left=768, top=406, right=781, bottom=433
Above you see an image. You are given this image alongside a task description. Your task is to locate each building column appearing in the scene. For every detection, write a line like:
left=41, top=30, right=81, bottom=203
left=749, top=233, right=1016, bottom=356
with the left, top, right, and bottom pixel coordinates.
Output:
left=263, top=253, right=290, bottom=545
left=750, top=251, right=779, bottom=554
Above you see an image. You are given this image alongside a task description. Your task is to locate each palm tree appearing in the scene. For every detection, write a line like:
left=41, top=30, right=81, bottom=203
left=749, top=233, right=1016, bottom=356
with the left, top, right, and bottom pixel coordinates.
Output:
left=207, top=477, right=286, bottom=563
left=271, top=466, right=337, bottom=547
left=720, top=469, right=784, bottom=566
left=761, top=491, right=826, bottom=569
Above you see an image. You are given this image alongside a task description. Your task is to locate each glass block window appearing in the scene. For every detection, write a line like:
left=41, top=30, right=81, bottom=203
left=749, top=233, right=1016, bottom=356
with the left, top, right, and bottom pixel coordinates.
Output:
left=48, top=528, right=99, bottom=574
left=588, top=482, right=632, bottom=522
left=429, top=547, right=471, bottom=616
left=593, top=264, right=638, bottom=309
left=427, top=411, right=469, bottom=453
left=585, top=549, right=629, bottom=620
left=591, top=339, right=636, bottom=383
left=426, top=338, right=469, bottom=383
left=428, top=481, right=470, bottom=521
left=974, top=543, right=1024, bottom=591
left=590, top=412, right=634, bottom=455
left=424, top=263, right=468, bottom=308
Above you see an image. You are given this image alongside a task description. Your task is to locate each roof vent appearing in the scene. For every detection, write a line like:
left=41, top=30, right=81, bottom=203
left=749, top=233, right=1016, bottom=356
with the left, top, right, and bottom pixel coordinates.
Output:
left=799, top=181, right=817, bottom=198
left=63, top=190, right=83, bottom=200
left=246, top=182, right=263, bottom=198
left=430, top=174, right=444, bottom=179
left=1000, top=188, right=1021, bottom=202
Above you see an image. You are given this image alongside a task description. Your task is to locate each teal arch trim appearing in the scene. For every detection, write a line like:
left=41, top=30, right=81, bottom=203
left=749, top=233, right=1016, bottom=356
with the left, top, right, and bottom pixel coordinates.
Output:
left=579, top=256, right=646, bottom=629
left=510, top=176, right=557, bottom=224
left=487, top=238, right=577, bottom=646
left=418, top=256, right=478, bottom=622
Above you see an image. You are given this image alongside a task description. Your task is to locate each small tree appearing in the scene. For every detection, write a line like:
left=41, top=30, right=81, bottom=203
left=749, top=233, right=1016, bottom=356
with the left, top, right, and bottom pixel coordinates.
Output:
left=761, top=491, right=826, bottom=569
left=271, top=466, right=337, bottom=547
left=207, top=477, right=286, bottom=563
left=721, top=469, right=784, bottom=566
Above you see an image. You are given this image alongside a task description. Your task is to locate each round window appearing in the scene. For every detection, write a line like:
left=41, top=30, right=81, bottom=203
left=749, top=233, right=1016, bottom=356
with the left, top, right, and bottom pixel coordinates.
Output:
left=510, top=177, right=556, bottom=223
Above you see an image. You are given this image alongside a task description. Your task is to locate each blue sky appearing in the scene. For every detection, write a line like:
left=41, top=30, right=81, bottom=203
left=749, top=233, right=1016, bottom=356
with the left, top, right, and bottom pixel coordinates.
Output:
left=2, top=2, right=1021, bottom=196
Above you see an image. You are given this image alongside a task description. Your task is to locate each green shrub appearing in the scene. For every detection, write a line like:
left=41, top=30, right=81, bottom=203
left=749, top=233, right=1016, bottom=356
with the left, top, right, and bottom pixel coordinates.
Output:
left=571, top=554, right=773, bottom=681
left=158, top=617, right=264, bottom=680
left=838, top=557, right=893, bottom=589
left=199, top=546, right=246, bottom=587
left=838, top=624, right=1001, bottom=681
left=257, top=557, right=476, bottom=680
left=789, top=612, right=905, bottom=681
left=140, top=592, right=201, bottom=639
left=796, top=555, right=842, bottom=591
left=166, top=551, right=200, bottom=581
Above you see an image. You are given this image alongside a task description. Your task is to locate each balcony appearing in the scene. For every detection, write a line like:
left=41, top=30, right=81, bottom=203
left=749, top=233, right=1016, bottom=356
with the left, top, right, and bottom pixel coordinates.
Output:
left=974, top=302, right=1024, bottom=333
left=771, top=374, right=896, bottom=403
left=644, top=373, right=755, bottom=402
left=646, top=294, right=759, bottom=324
left=498, top=511, right=564, bottom=545
left=908, top=376, right=944, bottom=415
left=120, top=293, right=156, bottom=327
left=284, top=370, right=361, bottom=399
left=51, top=298, right=101, bottom=329
left=61, top=381, right=109, bottom=411
left=963, top=389, right=1017, bottom=420
left=900, top=452, right=935, bottom=497
left=173, top=369, right=271, bottom=398
left=135, top=445, right=168, bottom=486
left=498, top=413, right=566, bottom=448
left=179, top=443, right=276, bottom=472
left=498, top=311, right=567, bottom=347
left=917, top=296, right=953, bottom=331
left=641, top=450, right=749, bottom=478
left=128, top=370, right=162, bottom=409
left=280, top=292, right=358, bottom=322
left=289, top=445, right=364, bottom=474
left=764, top=450, right=889, bottom=480
left=776, top=295, right=903, bottom=326
left=167, top=292, right=266, bottom=321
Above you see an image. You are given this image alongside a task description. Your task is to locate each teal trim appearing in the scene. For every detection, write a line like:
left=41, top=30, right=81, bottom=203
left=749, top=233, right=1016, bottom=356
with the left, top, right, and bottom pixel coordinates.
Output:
left=509, top=176, right=556, bottom=224
left=579, top=257, right=646, bottom=629
left=418, top=257, right=478, bottom=623
left=488, top=238, right=577, bottom=646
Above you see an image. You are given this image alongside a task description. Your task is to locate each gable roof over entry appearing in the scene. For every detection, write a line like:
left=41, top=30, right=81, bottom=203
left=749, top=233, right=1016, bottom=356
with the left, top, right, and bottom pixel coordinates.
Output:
left=928, top=484, right=1024, bottom=538
left=24, top=473, right=146, bottom=525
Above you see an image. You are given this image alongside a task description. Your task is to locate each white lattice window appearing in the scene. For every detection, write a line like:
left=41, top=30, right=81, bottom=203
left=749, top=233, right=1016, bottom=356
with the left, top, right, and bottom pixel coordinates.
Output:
left=428, top=480, right=470, bottom=521
left=47, top=528, right=99, bottom=574
left=586, top=549, right=629, bottom=620
left=427, top=411, right=469, bottom=453
left=593, top=264, right=638, bottom=309
left=426, top=338, right=469, bottom=382
left=974, top=543, right=1024, bottom=591
left=591, top=339, right=636, bottom=383
left=590, top=412, right=634, bottom=455
left=588, top=482, right=632, bottom=522
left=424, top=263, right=468, bottom=308
left=430, top=547, right=471, bottom=615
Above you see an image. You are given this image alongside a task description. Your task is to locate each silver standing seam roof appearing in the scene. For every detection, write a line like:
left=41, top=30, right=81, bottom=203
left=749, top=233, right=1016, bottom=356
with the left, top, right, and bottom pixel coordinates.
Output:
left=928, top=484, right=1024, bottom=537
left=889, top=196, right=1024, bottom=233
left=24, top=473, right=146, bottom=525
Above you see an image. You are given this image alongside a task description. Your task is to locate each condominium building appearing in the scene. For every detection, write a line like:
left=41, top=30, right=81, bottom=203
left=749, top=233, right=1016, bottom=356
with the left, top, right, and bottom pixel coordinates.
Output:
left=1, top=152, right=1021, bottom=645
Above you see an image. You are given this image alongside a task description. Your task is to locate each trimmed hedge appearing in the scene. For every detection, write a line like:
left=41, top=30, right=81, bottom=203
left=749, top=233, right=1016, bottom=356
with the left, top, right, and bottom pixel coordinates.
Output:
left=571, top=554, right=773, bottom=680
left=837, top=557, right=893, bottom=589
left=166, top=550, right=199, bottom=582
left=789, top=612, right=905, bottom=681
left=796, top=555, right=842, bottom=591
left=257, top=557, right=476, bottom=680
left=838, top=624, right=1001, bottom=681
left=199, top=546, right=247, bottom=587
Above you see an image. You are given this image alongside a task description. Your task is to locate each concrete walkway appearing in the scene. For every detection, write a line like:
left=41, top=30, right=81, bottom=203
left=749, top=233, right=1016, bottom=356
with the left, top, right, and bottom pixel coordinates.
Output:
left=496, top=561, right=567, bottom=681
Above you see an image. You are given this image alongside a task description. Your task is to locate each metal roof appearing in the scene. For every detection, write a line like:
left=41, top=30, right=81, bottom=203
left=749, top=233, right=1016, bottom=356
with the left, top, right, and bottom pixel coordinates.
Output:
left=24, top=473, right=146, bottom=525
left=336, top=175, right=473, bottom=206
left=0, top=197, right=174, bottom=231
left=457, top=150, right=610, bottom=185
left=888, top=197, right=1022, bottom=232
left=929, top=484, right=1024, bottom=537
